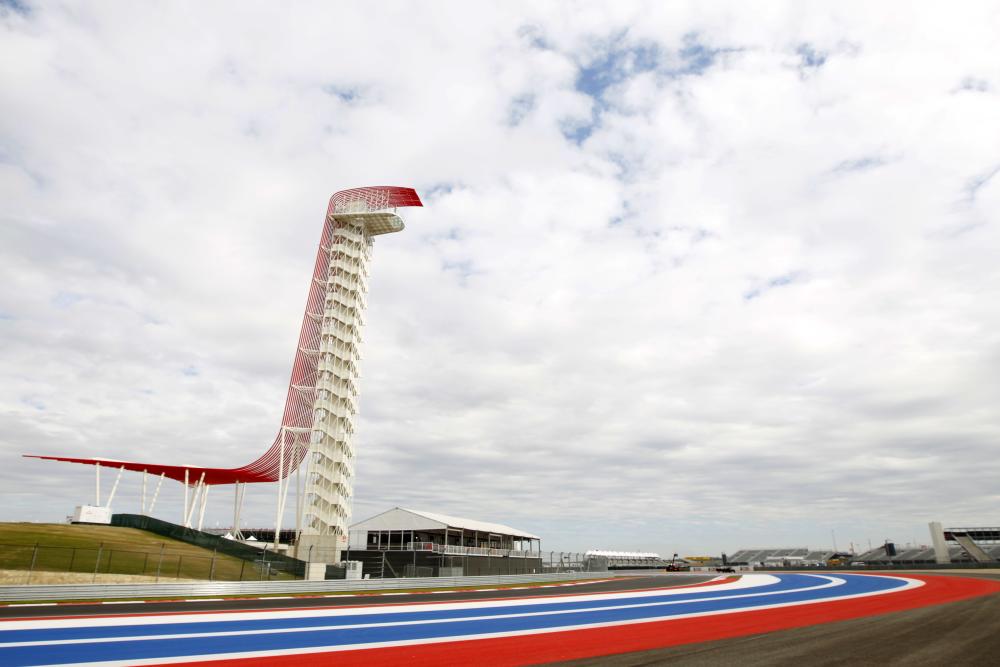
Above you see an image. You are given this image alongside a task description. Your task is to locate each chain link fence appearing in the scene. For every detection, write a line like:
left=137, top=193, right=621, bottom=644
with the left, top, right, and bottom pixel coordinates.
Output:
left=0, top=542, right=298, bottom=584
left=540, top=552, right=608, bottom=573
left=112, top=514, right=306, bottom=579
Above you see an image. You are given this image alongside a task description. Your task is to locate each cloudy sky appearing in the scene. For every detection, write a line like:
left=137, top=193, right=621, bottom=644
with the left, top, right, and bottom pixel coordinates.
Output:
left=2, top=1, right=998, bottom=556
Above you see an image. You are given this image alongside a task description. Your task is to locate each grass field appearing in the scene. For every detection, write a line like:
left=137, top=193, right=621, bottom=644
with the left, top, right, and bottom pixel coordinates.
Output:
left=0, top=523, right=281, bottom=581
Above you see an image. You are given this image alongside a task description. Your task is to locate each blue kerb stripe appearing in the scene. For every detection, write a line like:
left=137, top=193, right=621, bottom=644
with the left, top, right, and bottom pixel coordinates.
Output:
left=0, top=574, right=815, bottom=644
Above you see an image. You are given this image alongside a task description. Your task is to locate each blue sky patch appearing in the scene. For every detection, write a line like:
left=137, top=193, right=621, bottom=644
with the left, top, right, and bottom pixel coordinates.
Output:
left=677, top=39, right=716, bottom=75
left=575, top=38, right=660, bottom=100
left=744, top=271, right=804, bottom=300
left=0, top=0, right=30, bottom=15
left=518, top=24, right=550, bottom=50
left=667, top=33, right=739, bottom=78
left=560, top=117, right=597, bottom=145
left=322, top=85, right=361, bottom=103
left=963, top=164, right=1000, bottom=203
left=797, top=43, right=828, bottom=69
left=564, top=33, right=734, bottom=146
left=422, top=182, right=459, bottom=201
left=507, top=94, right=535, bottom=126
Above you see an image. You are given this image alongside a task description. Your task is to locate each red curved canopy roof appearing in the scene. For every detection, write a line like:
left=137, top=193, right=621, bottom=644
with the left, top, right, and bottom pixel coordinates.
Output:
left=25, top=186, right=422, bottom=486
left=22, top=455, right=269, bottom=485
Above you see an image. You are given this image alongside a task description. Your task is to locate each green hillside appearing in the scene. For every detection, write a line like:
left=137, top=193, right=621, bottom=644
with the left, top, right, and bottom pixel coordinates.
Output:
left=0, top=523, right=270, bottom=580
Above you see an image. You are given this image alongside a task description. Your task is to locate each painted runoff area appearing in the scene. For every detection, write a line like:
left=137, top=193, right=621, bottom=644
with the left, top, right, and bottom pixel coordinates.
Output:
left=1, top=573, right=997, bottom=666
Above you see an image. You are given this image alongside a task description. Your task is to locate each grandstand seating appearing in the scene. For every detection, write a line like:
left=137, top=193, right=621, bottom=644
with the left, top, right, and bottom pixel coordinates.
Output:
left=851, top=544, right=1000, bottom=564
left=804, top=550, right=832, bottom=561
left=583, top=550, right=665, bottom=569
left=729, top=548, right=832, bottom=565
left=731, top=541, right=1000, bottom=567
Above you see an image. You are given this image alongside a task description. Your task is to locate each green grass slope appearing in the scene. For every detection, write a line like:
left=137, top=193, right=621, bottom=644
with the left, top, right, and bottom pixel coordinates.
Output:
left=0, top=523, right=267, bottom=580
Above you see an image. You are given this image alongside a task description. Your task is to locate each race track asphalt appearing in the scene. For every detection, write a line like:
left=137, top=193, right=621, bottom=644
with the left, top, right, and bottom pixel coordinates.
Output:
left=5, top=572, right=997, bottom=665
left=558, top=572, right=1000, bottom=666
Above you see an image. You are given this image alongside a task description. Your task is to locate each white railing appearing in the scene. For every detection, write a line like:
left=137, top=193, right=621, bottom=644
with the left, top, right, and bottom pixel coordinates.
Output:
left=346, top=541, right=540, bottom=559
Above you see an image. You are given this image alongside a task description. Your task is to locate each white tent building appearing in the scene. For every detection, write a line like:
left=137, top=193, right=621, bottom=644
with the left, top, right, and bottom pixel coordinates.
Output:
left=348, top=507, right=541, bottom=555
left=344, top=508, right=542, bottom=578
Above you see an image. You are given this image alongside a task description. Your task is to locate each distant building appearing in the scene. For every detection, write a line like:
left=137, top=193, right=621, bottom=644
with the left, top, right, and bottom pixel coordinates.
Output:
left=344, top=507, right=542, bottom=578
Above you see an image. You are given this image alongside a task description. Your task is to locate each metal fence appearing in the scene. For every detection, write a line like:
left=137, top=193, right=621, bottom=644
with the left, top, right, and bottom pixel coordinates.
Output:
left=0, top=543, right=297, bottom=584
left=0, top=571, right=622, bottom=602
left=540, top=552, right=605, bottom=572
left=403, top=564, right=435, bottom=578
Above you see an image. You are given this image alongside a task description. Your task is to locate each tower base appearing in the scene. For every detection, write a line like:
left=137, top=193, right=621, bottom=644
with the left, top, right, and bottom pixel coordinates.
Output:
left=295, top=534, right=347, bottom=563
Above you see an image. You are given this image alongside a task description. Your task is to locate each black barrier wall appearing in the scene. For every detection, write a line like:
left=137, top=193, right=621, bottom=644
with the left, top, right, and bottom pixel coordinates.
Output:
left=343, top=549, right=543, bottom=579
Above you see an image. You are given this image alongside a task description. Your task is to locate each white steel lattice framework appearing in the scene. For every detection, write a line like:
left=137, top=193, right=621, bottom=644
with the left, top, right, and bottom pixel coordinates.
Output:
left=297, top=188, right=419, bottom=541
left=26, top=186, right=422, bottom=549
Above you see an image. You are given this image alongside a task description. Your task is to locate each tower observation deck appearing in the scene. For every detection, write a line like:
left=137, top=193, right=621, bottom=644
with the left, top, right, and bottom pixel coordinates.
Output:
left=26, top=186, right=422, bottom=558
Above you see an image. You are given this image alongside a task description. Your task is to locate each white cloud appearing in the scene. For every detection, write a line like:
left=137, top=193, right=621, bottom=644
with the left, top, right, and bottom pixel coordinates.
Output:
left=1, top=1, right=999, bottom=555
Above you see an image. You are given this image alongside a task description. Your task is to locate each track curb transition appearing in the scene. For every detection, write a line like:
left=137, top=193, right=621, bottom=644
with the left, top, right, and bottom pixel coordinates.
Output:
left=0, top=571, right=635, bottom=604
left=0, top=578, right=621, bottom=609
